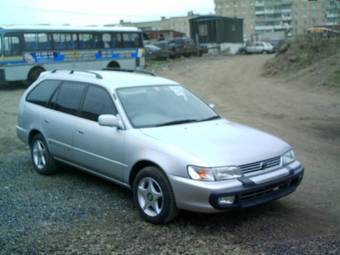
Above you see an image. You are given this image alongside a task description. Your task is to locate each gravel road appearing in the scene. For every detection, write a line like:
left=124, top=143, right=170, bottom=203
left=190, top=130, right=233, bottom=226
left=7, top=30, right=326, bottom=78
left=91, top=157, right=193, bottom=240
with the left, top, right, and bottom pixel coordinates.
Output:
left=0, top=55, right=339, bottom=254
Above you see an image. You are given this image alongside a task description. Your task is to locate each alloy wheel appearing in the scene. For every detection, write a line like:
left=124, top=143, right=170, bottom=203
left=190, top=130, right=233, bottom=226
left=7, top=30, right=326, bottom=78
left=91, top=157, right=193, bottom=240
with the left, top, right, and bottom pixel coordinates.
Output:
left=32, top=140, right=47, bottom=170
left=137, top=177, right=164, bottom=217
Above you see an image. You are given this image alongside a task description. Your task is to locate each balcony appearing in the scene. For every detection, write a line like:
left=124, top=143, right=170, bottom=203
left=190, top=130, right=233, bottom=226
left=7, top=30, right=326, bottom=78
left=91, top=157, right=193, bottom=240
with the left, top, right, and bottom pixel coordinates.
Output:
left=327, top=13, right=340, bottom=18
left=255, top=24, right=292, bottom=31
left=255, top=9, right=292, bottom=16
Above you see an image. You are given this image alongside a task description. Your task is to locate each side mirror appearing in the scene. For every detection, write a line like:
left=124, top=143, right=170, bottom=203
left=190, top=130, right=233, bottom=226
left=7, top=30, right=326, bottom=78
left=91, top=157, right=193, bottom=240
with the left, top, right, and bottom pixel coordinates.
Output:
left=98, top=114, right=122, bottom=129
left=209, top=104, right=215, bottom=109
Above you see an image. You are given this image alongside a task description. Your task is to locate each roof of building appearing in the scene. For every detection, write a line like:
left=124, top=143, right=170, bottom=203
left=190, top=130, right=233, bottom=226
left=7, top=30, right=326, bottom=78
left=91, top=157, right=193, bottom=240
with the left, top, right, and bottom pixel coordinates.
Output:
left=0, top=25, right=140, bottom=32
left=39, top=70, right=179, bottom=92
left=190, top=15, right=244, bottom=22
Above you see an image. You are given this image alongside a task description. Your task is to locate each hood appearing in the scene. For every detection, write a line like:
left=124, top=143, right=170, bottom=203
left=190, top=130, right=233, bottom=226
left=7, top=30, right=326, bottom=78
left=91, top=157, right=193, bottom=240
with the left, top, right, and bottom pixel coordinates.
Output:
left=140, top=119, right=290, bottom=167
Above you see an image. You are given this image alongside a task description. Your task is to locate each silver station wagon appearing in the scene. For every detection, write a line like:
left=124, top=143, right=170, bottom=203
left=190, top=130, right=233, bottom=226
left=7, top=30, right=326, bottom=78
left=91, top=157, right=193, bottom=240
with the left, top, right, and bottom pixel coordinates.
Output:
left=17, top=69, right=304, bottom=224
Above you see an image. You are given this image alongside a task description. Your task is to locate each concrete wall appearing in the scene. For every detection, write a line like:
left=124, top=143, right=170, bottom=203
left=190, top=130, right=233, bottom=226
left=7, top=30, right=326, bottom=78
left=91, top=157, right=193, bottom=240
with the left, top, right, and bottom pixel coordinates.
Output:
left=119, top=14, right=199, bottom=37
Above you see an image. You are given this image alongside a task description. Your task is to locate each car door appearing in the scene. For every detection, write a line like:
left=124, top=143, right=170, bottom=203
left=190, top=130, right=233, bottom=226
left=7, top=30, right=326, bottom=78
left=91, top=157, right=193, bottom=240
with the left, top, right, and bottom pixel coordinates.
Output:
left=43, top=81, right=87, bottom=161
left=72, top=85, right=125, bottom=181
left=247, top=43, right=255, bottom=53
left=256, top=42, right=264, bottom=53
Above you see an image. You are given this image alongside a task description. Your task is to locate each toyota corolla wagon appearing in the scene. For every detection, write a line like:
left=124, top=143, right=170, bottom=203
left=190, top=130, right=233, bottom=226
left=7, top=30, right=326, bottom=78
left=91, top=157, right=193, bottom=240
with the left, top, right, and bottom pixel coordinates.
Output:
left=17, top=69, right=304, bottom=224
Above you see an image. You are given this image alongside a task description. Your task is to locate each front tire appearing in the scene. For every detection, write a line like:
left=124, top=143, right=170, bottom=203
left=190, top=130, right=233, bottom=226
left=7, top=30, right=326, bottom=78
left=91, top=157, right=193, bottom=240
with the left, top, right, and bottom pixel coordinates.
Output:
left=133, top=166, right=178, bottom=224
left=30, top=134, right=57, bottom=175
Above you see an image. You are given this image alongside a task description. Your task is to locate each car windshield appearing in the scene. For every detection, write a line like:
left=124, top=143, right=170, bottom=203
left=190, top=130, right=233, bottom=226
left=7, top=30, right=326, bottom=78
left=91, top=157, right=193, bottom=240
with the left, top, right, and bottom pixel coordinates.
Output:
left=146, top=45, right=160, bottom=51
left=117, top=85, right=220, bottom=128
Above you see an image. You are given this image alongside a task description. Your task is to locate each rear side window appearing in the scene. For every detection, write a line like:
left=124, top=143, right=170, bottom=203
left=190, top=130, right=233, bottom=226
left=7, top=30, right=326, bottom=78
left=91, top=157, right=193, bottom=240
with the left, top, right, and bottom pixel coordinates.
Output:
left=26, top=80, right=60, bottom=107
left=4, top=34, right=22, bottom=56
left=78, top=33, right=94, bottom=49
left=122, top=32, right=142, bottom=48
left=81, top=86, right=117, bottom=121
left=24, top=33, right=51, bottom=51
left=112, top=33, right=123, bottom=48
left=53, top=33, right=77, bottom=50
left=54, top=82, right=86, bottom=116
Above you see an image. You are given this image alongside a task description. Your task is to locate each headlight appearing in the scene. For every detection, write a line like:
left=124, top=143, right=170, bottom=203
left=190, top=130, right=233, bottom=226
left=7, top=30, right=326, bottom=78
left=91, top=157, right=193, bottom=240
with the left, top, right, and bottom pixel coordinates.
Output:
left=282, top=150, right=295, bottom=165
left=187, top=165, right=242, bottom=182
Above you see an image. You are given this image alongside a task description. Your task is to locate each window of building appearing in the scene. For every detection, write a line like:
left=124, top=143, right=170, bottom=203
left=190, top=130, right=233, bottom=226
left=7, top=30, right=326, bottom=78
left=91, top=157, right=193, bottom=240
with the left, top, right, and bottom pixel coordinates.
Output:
left=198, top=24, right=208, bottom=36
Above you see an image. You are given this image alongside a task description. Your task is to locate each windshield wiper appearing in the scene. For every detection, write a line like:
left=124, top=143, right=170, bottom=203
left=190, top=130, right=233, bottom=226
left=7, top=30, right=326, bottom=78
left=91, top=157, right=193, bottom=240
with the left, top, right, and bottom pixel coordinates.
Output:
left=198, top=115, right=221, bottom=122
left=154, top=116, right=221, bottom=127
left=155, top=119, right=200, bottom=127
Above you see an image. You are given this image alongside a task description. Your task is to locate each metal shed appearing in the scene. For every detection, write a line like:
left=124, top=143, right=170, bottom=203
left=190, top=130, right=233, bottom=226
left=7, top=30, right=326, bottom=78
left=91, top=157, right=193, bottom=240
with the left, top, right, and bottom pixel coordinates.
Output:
left=190, top=16, right=243, bottom=44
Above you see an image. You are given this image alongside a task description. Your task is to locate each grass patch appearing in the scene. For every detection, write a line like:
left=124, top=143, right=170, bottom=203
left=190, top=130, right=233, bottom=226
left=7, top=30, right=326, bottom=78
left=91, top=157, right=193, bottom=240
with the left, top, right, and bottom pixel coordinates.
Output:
left=329, top=70, right=340, bottom=87
left=264, top=37, right=340, bottom=76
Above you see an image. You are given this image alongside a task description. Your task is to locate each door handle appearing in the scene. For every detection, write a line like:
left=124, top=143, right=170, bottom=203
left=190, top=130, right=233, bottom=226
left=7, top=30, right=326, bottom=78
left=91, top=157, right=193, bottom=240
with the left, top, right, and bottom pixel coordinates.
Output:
left=77, top=130, right=84, bottom=135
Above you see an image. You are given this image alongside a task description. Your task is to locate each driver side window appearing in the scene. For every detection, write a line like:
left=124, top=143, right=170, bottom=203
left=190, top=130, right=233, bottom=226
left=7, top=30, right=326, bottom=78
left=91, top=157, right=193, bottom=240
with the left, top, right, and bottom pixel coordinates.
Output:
left=81, top=85, right=117, bottom=121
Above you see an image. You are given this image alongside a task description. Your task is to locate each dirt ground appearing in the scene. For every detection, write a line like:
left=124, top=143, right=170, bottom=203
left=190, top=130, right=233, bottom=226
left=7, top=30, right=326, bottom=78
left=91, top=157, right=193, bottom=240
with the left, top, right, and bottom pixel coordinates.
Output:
left=157, top=54, right=340, bottom=225
left=1, top=55, right=340, bottom=254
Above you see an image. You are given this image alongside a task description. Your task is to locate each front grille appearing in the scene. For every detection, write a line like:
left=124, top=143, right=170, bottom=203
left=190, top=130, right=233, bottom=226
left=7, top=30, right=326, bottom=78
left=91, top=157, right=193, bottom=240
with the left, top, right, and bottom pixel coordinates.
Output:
left=239, top=156, right=281, bottom=174
left=240, top=176, right=300, bottom=202
left=241, top=182, right=287, bottom=201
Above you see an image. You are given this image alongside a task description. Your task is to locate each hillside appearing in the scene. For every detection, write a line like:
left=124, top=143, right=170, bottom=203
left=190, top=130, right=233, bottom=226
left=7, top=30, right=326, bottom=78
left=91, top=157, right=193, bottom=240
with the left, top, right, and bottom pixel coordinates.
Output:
left=264, top=37, right=340, bottom=87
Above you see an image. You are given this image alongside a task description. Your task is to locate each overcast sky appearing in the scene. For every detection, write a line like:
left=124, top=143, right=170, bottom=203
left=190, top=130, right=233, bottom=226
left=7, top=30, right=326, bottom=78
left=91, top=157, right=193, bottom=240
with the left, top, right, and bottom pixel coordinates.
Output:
left=0, top=0, right=215, bottom=26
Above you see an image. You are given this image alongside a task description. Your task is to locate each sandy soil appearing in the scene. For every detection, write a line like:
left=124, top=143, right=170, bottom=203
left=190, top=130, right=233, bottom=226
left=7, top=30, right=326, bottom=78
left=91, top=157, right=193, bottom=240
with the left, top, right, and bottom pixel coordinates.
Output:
left=155, top=54, right=340, bottom=231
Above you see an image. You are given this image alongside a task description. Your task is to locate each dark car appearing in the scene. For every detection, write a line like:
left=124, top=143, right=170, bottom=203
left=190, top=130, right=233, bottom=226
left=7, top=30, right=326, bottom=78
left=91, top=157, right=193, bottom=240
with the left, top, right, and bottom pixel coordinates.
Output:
left=267, top=40, right=286, bottom=52
left=153, top=41, right=181, bottom=59
left=144, top=44, right=170, bottom=60
left=169, top=37, right=207, bottom=57
left=169, top=37, right=195, bottom=57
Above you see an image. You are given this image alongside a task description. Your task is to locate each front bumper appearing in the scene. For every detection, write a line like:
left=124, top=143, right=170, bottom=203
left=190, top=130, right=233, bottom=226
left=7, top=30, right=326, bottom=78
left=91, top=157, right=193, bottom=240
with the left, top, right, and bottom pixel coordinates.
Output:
left=169, top=161, right=304, bottom=213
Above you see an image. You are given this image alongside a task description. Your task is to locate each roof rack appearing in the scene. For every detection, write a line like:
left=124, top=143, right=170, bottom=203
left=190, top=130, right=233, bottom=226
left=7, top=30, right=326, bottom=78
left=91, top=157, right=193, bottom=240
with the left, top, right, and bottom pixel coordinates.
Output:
left=102, top=67, right=156, bottom=76
left=51, top=69, right=103, bottom=79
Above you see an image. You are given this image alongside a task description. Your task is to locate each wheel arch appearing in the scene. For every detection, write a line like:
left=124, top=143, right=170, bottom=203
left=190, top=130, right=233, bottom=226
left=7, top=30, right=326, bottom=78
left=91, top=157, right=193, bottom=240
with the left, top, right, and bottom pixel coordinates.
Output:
left=107, top=61, right=120, bottom=69
left=129, top=160, right=167, bottom=187
left=28, top=129, right=43, bottom=146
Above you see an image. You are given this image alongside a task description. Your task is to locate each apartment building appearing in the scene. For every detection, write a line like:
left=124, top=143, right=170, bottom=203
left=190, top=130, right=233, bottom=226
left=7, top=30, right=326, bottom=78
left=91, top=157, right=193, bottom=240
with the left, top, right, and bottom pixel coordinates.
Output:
left=215, top=0, right=256, bottom=38
left=326, top=0, right=340, bottom=25
left=215, top=0, right=340, bottom=39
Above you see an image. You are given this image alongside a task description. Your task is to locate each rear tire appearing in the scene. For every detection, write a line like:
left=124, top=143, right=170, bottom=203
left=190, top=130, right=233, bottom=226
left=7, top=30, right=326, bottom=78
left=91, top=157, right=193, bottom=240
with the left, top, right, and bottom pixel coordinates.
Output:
left=133, top=166, right=178, bottom=224
left=107, top=61, right=120, bottom=69
left=27, top=67, right=45, bottom=85
left=30, top=134, right=57, bottom=175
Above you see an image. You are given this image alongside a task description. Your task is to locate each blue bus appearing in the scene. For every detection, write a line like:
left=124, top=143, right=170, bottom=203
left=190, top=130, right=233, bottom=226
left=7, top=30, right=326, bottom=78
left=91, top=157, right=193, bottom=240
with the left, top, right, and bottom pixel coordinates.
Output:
left=0, top=25, right=145, bottom=84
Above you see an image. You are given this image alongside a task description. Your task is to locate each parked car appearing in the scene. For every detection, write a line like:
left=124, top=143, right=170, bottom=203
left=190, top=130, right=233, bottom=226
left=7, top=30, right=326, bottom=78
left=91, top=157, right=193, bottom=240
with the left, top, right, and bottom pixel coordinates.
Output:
left=144, top=44, right=169, bottom=60
left=245, top=41, right=275, bottom=54
left=169, top=37, right=205, bottom=57
left=153, top=40, right=181, bottom=59
left=267, top=39, right=286, bottom=52
left=17, top=69, right=304, bottom=224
